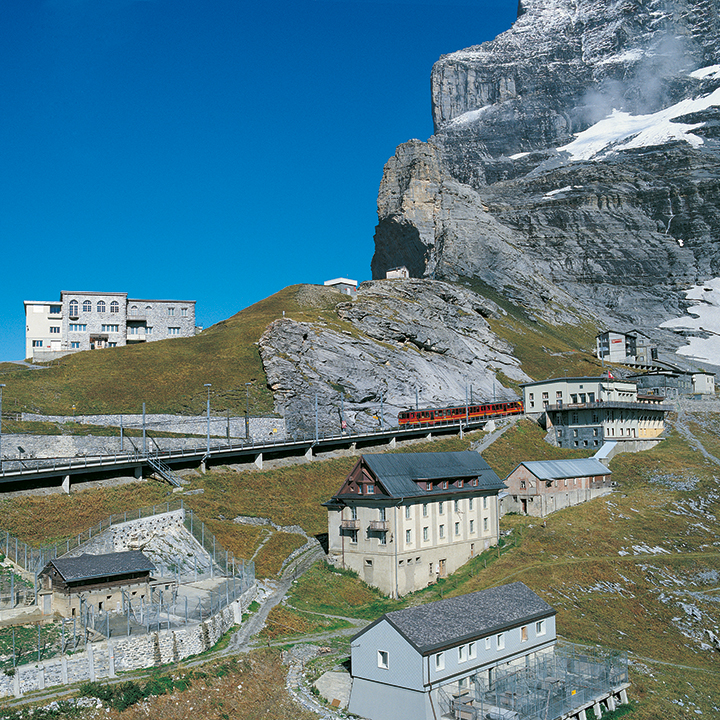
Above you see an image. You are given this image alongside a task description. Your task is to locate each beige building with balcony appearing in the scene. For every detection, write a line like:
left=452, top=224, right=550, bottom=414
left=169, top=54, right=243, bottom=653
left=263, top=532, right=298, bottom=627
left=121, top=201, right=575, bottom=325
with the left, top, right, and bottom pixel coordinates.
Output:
left=521, top=376, right=668, bottom=449
left=324, top=451, right=505, bottom=598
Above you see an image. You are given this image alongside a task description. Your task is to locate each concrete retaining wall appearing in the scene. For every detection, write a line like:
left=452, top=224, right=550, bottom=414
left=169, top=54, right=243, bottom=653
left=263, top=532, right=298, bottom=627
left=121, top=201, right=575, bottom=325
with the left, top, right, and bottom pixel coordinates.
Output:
left=0, top=584, right=256, bottom=698
left=22, top=413, right=286, bottom=442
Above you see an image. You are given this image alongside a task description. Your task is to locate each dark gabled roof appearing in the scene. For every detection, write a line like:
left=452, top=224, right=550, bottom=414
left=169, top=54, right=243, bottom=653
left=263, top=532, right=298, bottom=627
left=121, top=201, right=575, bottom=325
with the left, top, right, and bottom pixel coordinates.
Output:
left=355, top=582, right=555, bottom=655
left=46, top=551, right=155, bottom=583
left=362, top=451, right=504, bottom=498
left=514, top=458, right=611, bottom=480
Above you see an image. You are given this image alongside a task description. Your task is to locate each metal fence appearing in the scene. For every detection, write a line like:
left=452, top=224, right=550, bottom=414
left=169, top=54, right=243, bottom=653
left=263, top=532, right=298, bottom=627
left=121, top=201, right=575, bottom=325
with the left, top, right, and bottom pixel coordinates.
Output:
left=439, top=641, right=629, bottom=720
left=1, top=499, right=186, bottom=576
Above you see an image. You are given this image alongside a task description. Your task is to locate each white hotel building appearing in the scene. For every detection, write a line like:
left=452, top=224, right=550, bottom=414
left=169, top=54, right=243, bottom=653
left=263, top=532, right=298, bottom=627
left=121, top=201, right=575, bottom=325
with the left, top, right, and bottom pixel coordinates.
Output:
left=25, top=291, right=197, bottom=361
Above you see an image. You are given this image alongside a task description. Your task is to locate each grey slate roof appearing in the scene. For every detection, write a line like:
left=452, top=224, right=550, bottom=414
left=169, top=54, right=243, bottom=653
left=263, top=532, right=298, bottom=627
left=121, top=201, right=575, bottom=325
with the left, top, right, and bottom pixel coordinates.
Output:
left=363, top=582, right=554, bottom=654
left=47, top=551, right=155, bottom=583
left=517, top=458, right=611, bottom=480
left=361, top=451, right=504, bottom=498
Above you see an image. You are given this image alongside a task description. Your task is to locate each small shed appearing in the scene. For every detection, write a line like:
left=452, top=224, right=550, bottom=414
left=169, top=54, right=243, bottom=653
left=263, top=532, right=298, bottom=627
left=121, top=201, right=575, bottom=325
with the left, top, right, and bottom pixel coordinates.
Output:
left=502, top=458, right=612, bottom=517
left=38, top=550, right=155, bottom=616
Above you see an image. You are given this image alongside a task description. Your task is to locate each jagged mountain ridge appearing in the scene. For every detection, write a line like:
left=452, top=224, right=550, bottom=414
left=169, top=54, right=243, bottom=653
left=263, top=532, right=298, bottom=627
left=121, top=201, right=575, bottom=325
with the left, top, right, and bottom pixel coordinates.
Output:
left=372, top=0, right=720, bottom=354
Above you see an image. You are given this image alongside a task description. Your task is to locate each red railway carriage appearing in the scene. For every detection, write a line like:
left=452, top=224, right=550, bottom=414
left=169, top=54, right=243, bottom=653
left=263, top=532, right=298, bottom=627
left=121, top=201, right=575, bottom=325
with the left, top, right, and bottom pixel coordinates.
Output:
left=398, top=399, right=524, bottom=427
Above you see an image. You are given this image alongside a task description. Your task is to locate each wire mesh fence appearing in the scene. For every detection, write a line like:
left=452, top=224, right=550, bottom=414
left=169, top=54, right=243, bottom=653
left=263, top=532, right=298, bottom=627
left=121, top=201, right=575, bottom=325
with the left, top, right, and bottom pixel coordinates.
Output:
left=1, top=499, right=186, bottom=575
left=438, top=641, right=629, bottom=720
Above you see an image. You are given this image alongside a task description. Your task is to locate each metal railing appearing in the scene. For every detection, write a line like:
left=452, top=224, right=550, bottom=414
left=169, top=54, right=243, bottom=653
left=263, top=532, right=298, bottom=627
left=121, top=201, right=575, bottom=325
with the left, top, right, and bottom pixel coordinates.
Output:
left=0, top=416, right=490, bottom=480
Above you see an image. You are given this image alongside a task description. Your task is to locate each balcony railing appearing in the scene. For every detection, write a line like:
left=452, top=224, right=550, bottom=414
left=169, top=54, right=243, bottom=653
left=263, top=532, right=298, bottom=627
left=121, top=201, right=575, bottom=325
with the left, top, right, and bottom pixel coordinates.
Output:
left=545, top=399, right=671, bottom=413
left=368, top=520, right=389, bottom=531
left=340, top=519, right=360, bottom=530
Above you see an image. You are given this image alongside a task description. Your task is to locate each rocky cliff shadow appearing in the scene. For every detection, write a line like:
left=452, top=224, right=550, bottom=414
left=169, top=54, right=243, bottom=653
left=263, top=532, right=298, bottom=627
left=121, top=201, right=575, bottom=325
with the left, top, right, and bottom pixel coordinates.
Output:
left=371, top=218, right=428, bottom=279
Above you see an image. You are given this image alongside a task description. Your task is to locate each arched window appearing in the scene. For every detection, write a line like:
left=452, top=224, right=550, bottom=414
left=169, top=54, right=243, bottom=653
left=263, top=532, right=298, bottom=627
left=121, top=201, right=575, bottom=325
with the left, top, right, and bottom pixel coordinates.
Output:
left=69, top=300, right=78, bottom=316
left=129, top=305, right=138, bottom=316
left=97, top=300, right=106, bottom=313
left=82, top=300, right=92, bottom=313
left=110, top=301, right=119, bottom=314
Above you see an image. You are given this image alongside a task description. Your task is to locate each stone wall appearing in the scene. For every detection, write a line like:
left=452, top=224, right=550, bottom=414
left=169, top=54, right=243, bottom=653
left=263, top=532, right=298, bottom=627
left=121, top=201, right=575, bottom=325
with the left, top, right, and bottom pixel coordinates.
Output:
left=0, top=584, right=256, bottom=699
left=5, top=416, right=286, bottom=460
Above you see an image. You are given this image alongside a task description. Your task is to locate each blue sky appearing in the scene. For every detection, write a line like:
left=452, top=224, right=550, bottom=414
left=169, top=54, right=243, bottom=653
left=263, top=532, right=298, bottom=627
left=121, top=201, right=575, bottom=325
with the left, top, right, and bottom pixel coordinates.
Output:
left=0, top=0, right=516, bottom=361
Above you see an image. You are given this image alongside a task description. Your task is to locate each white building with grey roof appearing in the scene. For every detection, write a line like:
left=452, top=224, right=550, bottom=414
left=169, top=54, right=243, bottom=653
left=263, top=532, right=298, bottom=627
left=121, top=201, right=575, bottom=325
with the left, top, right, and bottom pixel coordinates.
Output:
left=324, top=451, right=505, bottom=598
left=348, top=581, right=630, bottom=720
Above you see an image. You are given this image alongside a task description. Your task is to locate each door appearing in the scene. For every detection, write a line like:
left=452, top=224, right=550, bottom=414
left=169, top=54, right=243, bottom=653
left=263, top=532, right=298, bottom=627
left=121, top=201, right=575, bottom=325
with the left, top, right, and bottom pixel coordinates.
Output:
left=439, top=559, right=447, bottom=578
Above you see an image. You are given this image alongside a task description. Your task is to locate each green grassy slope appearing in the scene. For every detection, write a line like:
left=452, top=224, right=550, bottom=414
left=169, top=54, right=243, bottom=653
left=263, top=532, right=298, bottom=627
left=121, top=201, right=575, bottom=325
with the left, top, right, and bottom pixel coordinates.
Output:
left=0, top=284, right=344, bottom=417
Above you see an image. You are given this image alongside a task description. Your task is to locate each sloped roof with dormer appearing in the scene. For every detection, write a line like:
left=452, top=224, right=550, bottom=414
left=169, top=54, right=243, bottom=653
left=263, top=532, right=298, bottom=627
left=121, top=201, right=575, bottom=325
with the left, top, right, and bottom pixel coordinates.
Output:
left=45, top=551, right=155, bottom=583
left=354, top=582, right=555, bottom=655
left=327, top=451, right=504, bottom=502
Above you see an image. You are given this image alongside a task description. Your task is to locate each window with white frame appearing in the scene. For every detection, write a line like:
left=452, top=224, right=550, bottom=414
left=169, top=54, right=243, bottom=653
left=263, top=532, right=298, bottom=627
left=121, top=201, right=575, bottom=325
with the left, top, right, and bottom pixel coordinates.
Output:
left=97, top=300, right=106, bottom=313
left=483, top=517, right=488, bottom=531
left=455, top=522, right=460, bottom=536
left=469, top=519, right=475, bottom=534
left=101, top=325, right=119, bottom=332
left=405, top=529, right=412, bottom=544
left=181, top=307, right=188, bottom=317
left=484, top=637, right=491, bottom=650
left=70, top=342, right=80, bottom=349
left=405, top=505, right=411, bottom=519
left=439, top=501, right=444, bottom=514
left=69, top=324, right=86, bottom=332
left=423, top=526, right=429, bottom=541
left=49, top=326, right=60, bottom=334
left=521, top=625, right=528, bottom=642
left=377, top=650, right=389, bottom=669
left=82, top=300, right=92, bottom=313
left=168, top=307, right=175, bottom=316
left=110, top=301, right=119, bottom=313
left=468, top=498, right=474, bottom=511
left=468, top=641, right=476, bottom=659
left=434, top=652, right=444, bottom=671
left=454, top=500, right=460, bottom=512
left=483, top=496, right=488, bottom=510
left=32, top=340, right=43, bottom=347
left=496, top=633, right=505, bottom=650
left=423, top=503, right=428, bottom=517
left=535, top=620, right=546, bottom=636
left=458, top=645, right=467, bottom=663
left=49, top=305, right=61, bottom=314
left=439, top=524, right=445, bottom=538
left=146, top=326, right=153, bottom=335
left=69, top=300, right=79, bottom=315
left=168, top=327, right=181, bottom=336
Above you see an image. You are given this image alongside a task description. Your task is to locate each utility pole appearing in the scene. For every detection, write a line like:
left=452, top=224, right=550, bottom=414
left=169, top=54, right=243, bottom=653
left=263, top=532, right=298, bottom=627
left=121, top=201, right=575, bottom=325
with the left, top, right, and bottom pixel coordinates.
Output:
left=245, top=382, right=252, bottom=439
left=314, top=392, right=319, bottom=442
left=204, top=384, right=212, bottom=455
left=142, top=402, right=146, bottom=455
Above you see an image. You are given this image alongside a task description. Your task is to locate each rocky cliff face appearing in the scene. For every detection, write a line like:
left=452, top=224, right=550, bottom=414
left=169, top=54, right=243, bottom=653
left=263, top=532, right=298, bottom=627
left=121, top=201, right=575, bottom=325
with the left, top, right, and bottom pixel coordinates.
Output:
left=372, top=0, right=720, bottom=351
left=258, top=283, right=529, bottom=436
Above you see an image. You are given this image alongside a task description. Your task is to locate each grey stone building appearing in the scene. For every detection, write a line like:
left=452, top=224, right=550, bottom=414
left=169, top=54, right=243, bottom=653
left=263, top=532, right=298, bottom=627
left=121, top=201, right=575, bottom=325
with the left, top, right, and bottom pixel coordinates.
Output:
left=25, top=291, right=198, bottom=360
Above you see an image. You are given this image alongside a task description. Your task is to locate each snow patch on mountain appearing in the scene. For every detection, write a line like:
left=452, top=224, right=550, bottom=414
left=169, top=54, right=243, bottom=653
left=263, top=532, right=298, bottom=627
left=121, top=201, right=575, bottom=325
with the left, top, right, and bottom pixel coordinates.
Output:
left=661, top=279, right=720, bottom=365
left=558, top=87, right=720, bottom=161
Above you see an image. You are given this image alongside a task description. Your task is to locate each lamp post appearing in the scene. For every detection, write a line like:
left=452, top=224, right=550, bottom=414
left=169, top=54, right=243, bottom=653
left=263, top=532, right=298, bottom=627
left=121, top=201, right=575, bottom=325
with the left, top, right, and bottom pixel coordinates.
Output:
left=0, top=384, right=5, bottom=468
left=244, top=382, right=252, bottom=440
left=204, top=384, right=212, bottom=455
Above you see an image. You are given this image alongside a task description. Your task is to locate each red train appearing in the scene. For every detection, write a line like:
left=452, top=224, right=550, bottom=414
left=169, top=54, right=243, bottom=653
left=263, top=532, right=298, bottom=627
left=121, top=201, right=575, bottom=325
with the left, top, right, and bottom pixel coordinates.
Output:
left=398, top=400, right=524, bottom=427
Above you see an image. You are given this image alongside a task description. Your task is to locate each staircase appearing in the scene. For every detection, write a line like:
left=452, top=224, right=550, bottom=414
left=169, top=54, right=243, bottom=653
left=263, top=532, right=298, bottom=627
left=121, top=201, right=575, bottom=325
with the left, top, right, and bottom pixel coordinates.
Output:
left=146, top=456, right=183, bottom=487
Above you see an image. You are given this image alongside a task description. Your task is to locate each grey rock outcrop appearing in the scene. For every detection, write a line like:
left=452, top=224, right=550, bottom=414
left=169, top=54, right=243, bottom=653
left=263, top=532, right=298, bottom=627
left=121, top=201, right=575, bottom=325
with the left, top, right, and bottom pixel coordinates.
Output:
left=372, top=0, right=720, bottom=347
left=258, top=281, right=529, bottom=436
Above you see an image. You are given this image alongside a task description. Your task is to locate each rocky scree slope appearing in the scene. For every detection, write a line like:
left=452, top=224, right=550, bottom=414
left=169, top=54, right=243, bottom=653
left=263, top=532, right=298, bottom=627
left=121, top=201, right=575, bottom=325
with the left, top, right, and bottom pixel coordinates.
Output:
left=372, top=0, right=720, bottom=355
left=258, top=282, right=529, bottom=437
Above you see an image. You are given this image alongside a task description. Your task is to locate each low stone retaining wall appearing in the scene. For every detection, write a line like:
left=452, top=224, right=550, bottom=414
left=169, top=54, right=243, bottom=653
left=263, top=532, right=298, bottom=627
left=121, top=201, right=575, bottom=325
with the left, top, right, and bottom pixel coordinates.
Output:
left=21, top=413, right=286, bottom=442
left=0, top=584, right=256, bottom=698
